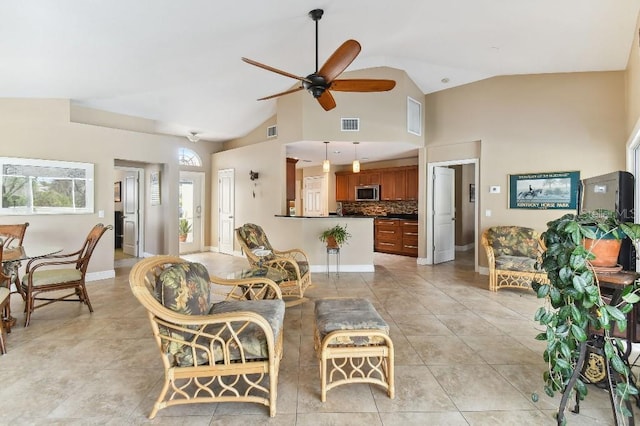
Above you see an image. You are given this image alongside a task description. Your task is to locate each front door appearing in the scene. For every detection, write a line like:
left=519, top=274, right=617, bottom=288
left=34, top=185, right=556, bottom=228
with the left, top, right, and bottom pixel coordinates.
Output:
left=179, top=171, right=204, bottom=254
left=218, top=169, right=235, bottom=255
left=433, top=166, right=455, bottom=263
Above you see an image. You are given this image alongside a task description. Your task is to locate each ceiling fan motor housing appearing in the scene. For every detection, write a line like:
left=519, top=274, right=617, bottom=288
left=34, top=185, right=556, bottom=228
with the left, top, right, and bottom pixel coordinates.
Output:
left=304, top=73, right=328, bottom=98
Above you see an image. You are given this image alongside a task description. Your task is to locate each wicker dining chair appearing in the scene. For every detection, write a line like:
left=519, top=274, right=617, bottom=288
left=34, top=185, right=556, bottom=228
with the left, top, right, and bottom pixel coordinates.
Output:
left=21, top=223, right=111, bottom=326
left=0, top=222, right=29, bottom=299
left=0, top=240, right=12, bottom=354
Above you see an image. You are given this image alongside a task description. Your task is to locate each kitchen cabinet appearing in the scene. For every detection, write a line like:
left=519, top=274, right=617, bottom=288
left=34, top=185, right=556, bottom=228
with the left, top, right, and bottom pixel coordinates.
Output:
left=359, top=172, right=380, bottom=185
left=335, top=174, right=350, bottom=201
left=380, top=169, right=406, bottom=201
left=374, top=218, right=418, bottom=257
left=405, top=166, right=418, bottom=200
left=347, top=174, right=360, bottom=201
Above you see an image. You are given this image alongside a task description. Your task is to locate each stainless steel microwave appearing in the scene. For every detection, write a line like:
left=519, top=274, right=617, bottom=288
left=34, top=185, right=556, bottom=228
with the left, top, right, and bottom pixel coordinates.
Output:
left=355, top=185, right=380, bottom=201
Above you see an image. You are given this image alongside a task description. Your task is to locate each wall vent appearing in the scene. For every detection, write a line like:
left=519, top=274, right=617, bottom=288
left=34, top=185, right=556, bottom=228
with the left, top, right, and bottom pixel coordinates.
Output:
left=341, top=118, right=360, bottom=132
left=266, top=125, right=277, bottom=138
left=407, top=97, right=422, bottom=136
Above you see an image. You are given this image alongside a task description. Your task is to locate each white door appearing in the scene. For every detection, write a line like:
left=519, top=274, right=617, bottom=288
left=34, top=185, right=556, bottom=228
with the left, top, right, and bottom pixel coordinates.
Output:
left=433, top=166, right=455, bottom=264
left=218, top=169, right=235, bottom=254
left=303, top=176, right=324, bottom=216
left=179, top=171, right=204, bottom=254
left=122, top=172, right=139, bottom=256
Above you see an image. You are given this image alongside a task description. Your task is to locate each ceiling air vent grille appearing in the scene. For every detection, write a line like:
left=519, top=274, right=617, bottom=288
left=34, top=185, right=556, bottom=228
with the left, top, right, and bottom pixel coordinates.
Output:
left=341, top=118, right=360, bottom=132
left=266, top=125, right=277, bottom=138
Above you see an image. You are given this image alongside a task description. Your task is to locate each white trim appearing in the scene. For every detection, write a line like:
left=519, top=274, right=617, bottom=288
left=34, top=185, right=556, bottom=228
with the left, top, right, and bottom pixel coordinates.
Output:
left=86, top=270, right=116, bottom=282
left=455, top=243, right=474, bottom=251
left=310, top=264, right=375, bottom=273
left=478, top=266, right=489, bottom=276
left=417, top=257, right=428, bottom=265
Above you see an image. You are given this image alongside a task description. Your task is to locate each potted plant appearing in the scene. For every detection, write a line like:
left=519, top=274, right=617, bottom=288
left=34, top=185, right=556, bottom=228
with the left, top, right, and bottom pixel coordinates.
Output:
left=319, top=224, right=351, bottom=249
left=179, top=218, right=192, bottom=242
left=532, top=209, right=640, bottom=424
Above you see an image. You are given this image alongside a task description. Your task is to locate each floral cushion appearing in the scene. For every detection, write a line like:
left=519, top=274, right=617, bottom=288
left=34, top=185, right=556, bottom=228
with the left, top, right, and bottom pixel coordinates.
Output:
left=237, top=223, right=276, bottom=261
left=495, top=255, right=541, bottom=273
left=283, top=260, right=309, bottom=280
left=486, top=226, right=541, bottom=259
left=315, top=298, right=389, bottom=346
left=155, top=262, right=211, bottom=315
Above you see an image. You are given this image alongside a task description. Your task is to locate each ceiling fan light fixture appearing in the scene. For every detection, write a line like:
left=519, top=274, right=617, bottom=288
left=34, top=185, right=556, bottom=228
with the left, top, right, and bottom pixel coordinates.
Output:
left=352, top=141, right=360, bottom=173
left=322, top=141, right=330, bottom=173
left=187, top=131, right=200, bottom=143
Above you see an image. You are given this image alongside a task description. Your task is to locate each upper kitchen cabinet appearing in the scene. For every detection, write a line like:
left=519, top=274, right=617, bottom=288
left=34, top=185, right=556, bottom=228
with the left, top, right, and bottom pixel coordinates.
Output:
left=380, top=168, right=407, bottom=201
left=405, top=166, right=419, bottom=200
left=336, top=166, right=418, bottom=202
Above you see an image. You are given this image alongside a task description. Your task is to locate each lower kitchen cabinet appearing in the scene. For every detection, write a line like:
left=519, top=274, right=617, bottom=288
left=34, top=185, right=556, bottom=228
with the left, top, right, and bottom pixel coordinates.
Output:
left=374, top=218, right=418, bottom=257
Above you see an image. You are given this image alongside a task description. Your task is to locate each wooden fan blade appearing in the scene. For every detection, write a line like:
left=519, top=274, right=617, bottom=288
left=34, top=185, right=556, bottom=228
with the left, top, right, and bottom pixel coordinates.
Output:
left=242, top=57, right=312, bottom=84
left=318, top=39, right=361, bottom=83
left=330, top=79, right=396, bottom=92
left=317, top=90, right=336, bottom=111
left=257, top=86, right=303, bottom=101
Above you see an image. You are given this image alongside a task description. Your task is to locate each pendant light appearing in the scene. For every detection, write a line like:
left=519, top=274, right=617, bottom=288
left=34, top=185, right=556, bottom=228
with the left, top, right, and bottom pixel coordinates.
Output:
left=352, top=141, right=360, bottom=173
left=322, top=141, right=330, bottom=173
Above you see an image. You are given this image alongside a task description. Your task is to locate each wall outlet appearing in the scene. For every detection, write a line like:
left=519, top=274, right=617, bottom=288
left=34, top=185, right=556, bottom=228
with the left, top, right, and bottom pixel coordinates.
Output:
left=490, top=186, right=501, bottom=193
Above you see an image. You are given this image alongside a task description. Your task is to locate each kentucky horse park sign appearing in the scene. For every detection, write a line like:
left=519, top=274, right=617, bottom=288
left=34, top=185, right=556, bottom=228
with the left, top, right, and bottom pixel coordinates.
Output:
left=509, top=171, right=580, bottom=210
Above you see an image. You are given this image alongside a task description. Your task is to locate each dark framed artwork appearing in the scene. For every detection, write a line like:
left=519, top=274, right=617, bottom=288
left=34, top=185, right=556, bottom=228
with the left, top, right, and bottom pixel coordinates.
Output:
left=509, top=171, right=580, bottom=209
left=114, top=181, right=121, bottom=202
left=469, top=184, right=475, bottom=203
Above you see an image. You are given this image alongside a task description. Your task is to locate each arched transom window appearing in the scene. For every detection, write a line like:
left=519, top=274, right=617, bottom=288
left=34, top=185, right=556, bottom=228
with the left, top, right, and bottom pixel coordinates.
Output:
left=179, top=147, right=202, bottom=167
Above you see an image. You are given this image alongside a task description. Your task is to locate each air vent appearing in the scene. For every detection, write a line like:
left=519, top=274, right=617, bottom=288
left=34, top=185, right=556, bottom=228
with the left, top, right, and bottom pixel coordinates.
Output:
left=407, top=97, right=422, bottom=136
left=341, top=118, right=360, bottom=132
left=267, top=125, right=277, bottom=138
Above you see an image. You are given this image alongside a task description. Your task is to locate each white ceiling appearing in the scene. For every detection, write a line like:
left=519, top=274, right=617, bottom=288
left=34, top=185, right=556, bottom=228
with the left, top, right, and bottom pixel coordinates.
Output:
left=2, top=0, right=639, bottom=160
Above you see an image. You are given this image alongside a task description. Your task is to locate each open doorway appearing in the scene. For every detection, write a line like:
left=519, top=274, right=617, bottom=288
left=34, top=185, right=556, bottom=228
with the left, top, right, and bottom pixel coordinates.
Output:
left=426, top=159, right=479, bottom=271
left=179, top=171, right=205, bottom=254
left=114, top=166, right=143, bottom=267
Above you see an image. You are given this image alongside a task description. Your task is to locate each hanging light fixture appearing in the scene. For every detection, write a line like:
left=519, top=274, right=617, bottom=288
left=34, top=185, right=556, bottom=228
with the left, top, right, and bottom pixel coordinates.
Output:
left=187, top=131, right=200, bottom=143
left=352, top=141, right=360, bottom=173
left=322, top=141, right=330, bottom=173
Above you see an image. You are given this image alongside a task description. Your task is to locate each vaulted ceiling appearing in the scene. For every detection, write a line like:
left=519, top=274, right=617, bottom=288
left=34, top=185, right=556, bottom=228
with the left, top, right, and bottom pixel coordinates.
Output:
left=1, top=1, right=638, bottom=143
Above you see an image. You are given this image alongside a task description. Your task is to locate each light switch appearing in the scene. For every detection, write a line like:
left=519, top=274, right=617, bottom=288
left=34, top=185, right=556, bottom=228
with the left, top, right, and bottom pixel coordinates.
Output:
left=486, top=209, right=492, bottom=217
left=490, top=186, right=501, bottom=194
left=98, top=210, right=105, bottom=218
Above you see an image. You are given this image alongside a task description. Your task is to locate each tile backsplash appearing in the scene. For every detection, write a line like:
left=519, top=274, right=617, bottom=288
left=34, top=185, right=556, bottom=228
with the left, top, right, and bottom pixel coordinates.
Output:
left=341, top=201, right=418, bottom=216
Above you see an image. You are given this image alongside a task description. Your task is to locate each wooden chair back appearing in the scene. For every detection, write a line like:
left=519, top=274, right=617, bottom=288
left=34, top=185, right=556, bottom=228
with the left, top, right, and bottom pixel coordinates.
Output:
left=0, top=222, right=29, bottom=248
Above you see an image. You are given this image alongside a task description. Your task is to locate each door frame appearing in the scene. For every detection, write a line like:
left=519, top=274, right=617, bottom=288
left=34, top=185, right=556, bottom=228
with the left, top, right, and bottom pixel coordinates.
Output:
left=425, top=158, right=479, bottom=270
left=114, top=166, right=144, bottom=258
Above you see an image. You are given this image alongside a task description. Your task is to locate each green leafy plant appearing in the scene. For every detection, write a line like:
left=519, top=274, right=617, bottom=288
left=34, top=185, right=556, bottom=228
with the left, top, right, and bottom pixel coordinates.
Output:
left=179, top=218, right=192, bottom=236
left=319, top=224, right=351, bottom=247
left=532, top=209, right=640, bottom=424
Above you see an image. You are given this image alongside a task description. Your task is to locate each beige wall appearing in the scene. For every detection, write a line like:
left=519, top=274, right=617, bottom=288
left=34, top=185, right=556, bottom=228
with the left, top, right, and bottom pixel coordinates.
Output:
left=0, top=99, right=220, bottom=276
left=425, top=71, right=627, bottom=266
left=625, top=12, right=640, bottom=138
left=454, top=164, right=475, bottom=247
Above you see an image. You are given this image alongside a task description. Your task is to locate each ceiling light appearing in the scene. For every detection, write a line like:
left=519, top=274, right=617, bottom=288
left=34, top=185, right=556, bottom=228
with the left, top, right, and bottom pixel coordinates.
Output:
left=187, top=131, right=200, bottom=143
left=322, top=141, right=330, bottom=173
left=441, top=78, right=450, bottom=84
left=352, top=142, right=360, bottom=173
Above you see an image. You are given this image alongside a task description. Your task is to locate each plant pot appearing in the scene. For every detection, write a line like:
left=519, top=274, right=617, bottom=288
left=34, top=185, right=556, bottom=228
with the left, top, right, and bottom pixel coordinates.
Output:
left=582, top=237, right=622, bottom=267
left=179, top=234, right=187, bottom=243
left=325, top=235, right=339, bottom=249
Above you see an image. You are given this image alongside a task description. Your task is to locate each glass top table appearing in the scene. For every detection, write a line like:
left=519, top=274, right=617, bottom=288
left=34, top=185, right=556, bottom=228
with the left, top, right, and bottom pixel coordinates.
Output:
left=2, top=245, right=63, bottom=263
left=226, top=266, right=288, bottom=283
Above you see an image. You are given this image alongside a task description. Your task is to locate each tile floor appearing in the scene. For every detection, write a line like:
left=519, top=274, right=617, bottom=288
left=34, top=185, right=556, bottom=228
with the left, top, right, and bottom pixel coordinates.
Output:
left=1, top=250, right=637, bottom=425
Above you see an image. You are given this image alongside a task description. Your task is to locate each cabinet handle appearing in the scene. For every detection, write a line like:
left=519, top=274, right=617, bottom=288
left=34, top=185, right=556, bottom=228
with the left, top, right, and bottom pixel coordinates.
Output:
left=379, top=230, right=396, bottom=234
left=404, top=245, right=418, bottom=249
left=379, top=242, right=395, bottom=246
left=404, top=232, right=418, bottom=236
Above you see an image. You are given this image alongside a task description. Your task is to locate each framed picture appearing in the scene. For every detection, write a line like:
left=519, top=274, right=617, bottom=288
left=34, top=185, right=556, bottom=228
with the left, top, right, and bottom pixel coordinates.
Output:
left=469, top=184, right=475, bottom=203
left=114, top=181, right=121, bottom=202
left=509, top=171, right=580, bottom=209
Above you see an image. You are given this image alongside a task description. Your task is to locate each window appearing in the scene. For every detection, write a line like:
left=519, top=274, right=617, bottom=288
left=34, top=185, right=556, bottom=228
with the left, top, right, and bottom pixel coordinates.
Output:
left=1, top=157, right=94, bottom=215
left=179, top=148, right=202, bottom=167
left=407, top=97, right=422, bottom=136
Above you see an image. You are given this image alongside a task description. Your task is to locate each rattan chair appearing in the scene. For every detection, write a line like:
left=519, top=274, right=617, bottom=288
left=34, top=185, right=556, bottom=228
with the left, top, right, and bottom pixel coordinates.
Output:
left=481, top=225, right=549, bottom=292
left=236, top=223, right=312, bottom=306
left=21, top=223, right=111, bottom=326
left=129, top=255, right=285, bottom=418
left=0, top=222, right=29, bottom=299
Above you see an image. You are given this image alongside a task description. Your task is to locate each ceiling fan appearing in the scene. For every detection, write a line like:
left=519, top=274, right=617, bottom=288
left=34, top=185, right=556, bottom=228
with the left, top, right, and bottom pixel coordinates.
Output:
left=242, top=8, right=396, bottom=111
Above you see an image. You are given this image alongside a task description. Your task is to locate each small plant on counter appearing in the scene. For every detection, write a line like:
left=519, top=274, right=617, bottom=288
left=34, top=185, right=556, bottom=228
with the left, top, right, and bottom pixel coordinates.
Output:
left=319, top=224, right=351, bottom=248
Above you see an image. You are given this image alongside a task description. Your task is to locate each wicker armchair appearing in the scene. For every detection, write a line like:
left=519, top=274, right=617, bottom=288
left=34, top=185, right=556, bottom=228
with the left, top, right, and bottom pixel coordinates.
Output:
left=481, top=226, right=549, bottom=292
left=236, top=223, right=312, bottom=306
left=129, top=256, right=285, bottom=418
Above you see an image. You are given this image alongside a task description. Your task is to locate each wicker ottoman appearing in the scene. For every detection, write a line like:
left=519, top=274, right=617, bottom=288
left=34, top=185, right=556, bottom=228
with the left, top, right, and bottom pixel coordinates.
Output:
left=313, top=297, right=395, bottom=401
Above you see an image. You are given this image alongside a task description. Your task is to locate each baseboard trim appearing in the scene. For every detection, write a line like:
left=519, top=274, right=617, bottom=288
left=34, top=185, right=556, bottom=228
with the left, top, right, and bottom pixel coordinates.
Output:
left=455, top=243, right=474, bottom=252
left=87, top=270, right=116, bottom=282
left=310, top=264, right=375, bottom=273
left=478, top=266, right=488, bottom=276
